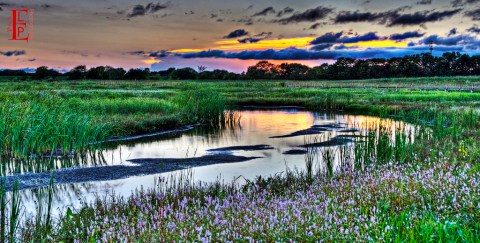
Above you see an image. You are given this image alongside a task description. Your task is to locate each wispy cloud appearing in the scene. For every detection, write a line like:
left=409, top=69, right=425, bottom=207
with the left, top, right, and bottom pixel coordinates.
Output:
left=0, top=50, right=26, bottom=56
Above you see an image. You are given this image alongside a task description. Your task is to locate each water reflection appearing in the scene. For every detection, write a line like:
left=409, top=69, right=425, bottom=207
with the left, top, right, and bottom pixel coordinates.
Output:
left=8, top=108, right=415, bottom=218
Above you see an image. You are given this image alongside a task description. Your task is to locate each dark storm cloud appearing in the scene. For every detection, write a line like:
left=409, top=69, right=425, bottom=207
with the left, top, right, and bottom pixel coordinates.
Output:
left=128, top=51, right=146, bottom=55
left=417, top=0, right=432, bottom=4
left=180, top=48, right=337, bottom=60
left=310, top=32, right=343, bottom=44
left=254, top=32, right=272, bottom=37
left=389, top=31, right=425, bottom=40
left=309, top=32, right=386, bottom=51
left=308, top=23, right=322, bottom=30
left=126, top=2, right=169, bottom=18
left=223, top=29, right=249, bottom=39
left=0, top=2, right=10, bottom=10
left=338, top=32, right=382, bottom=43
left=465, top=8, right=480, bottom=20
left=178, top=46, right=474, bottom=61
left=0, top=50, right=26, bottom=56
left=276, top=7, right=294, bottom=17
left=127, top=5, right=148, bottom=17
left=420, top=34, right=474, bottom=45
left=148, top=50, right=169, bottom=58
left=334, top=44, right=354, bottom=50
left=334, top=11, right=390, bottom=23
left=448, top=28, right=457, bottom=36
left=61, top=50, right=89, bottom=57
left=238, top=37, right=263, bottom=43
left=310, top=32, right=381, bottom=45
left=467, top=26, right=480, bottom=34
left=310, top=32, right=384, bottom=45
left=252, top=7, right=275, bottom=17
left=310, top=43, right=334, bottom=51
left=388, top=9, right=462, bottom=26
left=275, top=6, right=334, bottom=24
left=333, top=8, right=461, bottom=26
left=128, top=50, right=169, bottom=58
left=451, top=0, right=480, bottom=7
left=234, top=17, right=254, bottom=26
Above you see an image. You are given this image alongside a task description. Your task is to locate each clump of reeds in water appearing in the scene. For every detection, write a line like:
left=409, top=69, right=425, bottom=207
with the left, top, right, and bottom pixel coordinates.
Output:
left=174, top=89, right=226, bottom=126
left=221, top=110, right=242, bottom=129
left=0, top=100, right=110, bottom=161
left=0, top=175, right=21, bottom=243
left=304, top=136, right=318, bottom=181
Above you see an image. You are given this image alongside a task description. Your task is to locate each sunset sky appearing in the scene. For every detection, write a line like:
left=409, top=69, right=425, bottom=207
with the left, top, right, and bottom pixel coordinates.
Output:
left=1, top=0, right=480, bottom=72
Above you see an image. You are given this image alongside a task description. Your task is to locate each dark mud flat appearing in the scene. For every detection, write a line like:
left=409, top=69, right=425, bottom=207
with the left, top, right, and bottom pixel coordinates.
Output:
left=270, top=126, right=331, bottom=138
left=336, top=135, right=366, bottom=139
left=5, top=154, right=260, bottom=191
left=240, top=105, right=305, bottom=109
left=106, top=125, right=196, bottom=143
left=207, top=144, right=274, bottom=152
left=338, top=129, right=360, bottom=133
left=311, top=123, right=346, bottom=129
left=300, top=137, right=353, bottom=148
left=283, top=149, right=307, bottom=155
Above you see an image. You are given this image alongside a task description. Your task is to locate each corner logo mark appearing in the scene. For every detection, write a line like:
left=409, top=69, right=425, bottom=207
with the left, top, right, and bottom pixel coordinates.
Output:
left=8, top=9, right=34, bottom=42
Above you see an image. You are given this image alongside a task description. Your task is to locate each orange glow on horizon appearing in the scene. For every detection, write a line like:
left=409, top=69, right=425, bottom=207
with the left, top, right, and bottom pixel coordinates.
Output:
left=344, top=40, right=408, bottom=48
left=143, top=57, right=160, bottom=65
left=171, top=37, right=317, bottom=53
left=170, top=37, right=409, bottom=55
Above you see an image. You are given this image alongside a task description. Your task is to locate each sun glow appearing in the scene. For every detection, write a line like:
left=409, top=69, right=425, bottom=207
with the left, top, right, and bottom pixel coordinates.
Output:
left=171, top=37, right=317, bottom=53
left=143, top=57, right=160, bottom=65
left=344, top=40, right=408, bottom=48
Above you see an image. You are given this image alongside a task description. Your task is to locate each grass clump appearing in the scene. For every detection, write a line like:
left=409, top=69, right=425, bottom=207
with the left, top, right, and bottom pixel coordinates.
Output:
left=174, top=89, right=226, bottom=125
left=0, top=99, right=110, bottom=160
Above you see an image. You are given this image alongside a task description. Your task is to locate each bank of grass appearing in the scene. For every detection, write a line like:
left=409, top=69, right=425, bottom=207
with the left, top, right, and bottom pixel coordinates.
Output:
left=0, top=78, right=479, bottom=157
left=1, top=79, right=480, bottom=126
left=0, top=100, right=110, bottom=161
left=0, top=87, right=229, bottom=161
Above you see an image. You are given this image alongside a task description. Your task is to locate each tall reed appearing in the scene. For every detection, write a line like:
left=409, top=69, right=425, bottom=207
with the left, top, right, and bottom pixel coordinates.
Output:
left=173, top=89, right=225, bottom=126
left=304, top=136, right=317, bottom=181
left=0, top=99, right=110, bottom=163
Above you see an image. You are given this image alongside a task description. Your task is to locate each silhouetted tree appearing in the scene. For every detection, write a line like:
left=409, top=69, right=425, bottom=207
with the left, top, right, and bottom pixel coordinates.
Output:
left=14, top=51, right=480, bottom=82
left=86, top=66, right=106, bottom=79
left=68, top=65, right=87, bottom=80
left=124, top=68, right=150, bottom=80
left=0, top=69, right=27, bottom=76
left=34, top=66, right=59, bottom=80
left=278, top=63, right=311, bottom=80
left=105, top=66, right=126, bottom=80
left=246, top=61, right=278, bottom=79
left=170, top=68, right=198, bottom=80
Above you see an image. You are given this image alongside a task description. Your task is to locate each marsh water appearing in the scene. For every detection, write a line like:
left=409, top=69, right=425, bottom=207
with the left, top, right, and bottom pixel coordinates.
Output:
left=10, top=108, right=412, bottom=217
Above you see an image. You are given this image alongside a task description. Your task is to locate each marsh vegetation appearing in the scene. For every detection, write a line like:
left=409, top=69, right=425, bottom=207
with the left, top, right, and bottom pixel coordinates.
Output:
left=0, top=78, right=478, bottom=241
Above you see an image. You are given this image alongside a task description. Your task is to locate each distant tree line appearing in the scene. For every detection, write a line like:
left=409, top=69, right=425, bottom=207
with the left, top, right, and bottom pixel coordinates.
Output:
left=244, top=52, right=480, bottom=80
left=1, top=52, right=480, bottom=81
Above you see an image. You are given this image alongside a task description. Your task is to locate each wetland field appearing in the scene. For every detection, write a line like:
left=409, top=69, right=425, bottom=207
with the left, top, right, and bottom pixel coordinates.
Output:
left=0, top=77, right=479, bottom=242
